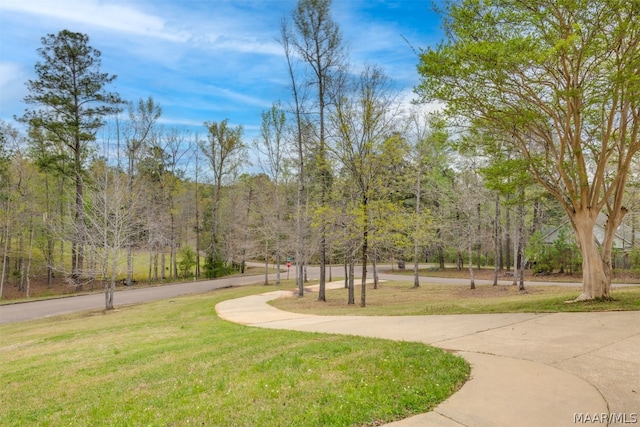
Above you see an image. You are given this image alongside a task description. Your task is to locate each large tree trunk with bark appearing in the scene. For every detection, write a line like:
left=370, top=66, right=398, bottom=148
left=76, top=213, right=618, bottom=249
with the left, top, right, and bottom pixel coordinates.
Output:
left=571, top=209, right=622, bottom=300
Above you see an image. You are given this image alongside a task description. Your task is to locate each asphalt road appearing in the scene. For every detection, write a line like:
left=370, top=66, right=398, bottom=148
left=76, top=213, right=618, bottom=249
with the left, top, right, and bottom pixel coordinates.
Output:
left=0, top=273, right=269, bottom=324
left=0, top=263, right=628, bottom=324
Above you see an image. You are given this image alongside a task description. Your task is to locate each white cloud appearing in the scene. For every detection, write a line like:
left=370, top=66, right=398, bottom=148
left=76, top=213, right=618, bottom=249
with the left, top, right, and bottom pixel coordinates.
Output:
left=209, top=85, right=273, bottom=109
left=0, top=0, right=187, bottom=42
left=212, top=37, right=283, bottom=56
left=0, top=62, right=22, bottom=88
left=398, top=88, right=444, bottom=117
left=0, top=62, right=28, bottom=120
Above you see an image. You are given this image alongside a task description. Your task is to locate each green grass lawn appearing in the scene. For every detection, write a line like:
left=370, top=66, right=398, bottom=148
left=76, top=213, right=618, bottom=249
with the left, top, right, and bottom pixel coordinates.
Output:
left=271, top=281, right=640, bottom=315
left=382, top=266, right=640, bottom=284
left=0, top=286, right=469, bottom=427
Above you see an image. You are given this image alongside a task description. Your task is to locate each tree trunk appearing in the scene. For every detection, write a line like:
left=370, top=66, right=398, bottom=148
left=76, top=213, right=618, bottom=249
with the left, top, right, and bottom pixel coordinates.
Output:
left=18, top=229, right=25, bottom=292
left=318, top=231, right=327, bottom=301
left=0, top=206, right=7, bottom=296
left=372, top=256, right=379, bottom=289
left=74, top=168, right=85, bottom=291
left=348, top=259, right=355, bottom=305
left=476, top=203, right=482, bottom=270
left=413, top=250, right=420, bottom=288
left=264, top=240, right=269, bottom=286
left=154, top=252, right=159, bottom=281
left=170, top=209, right=177, bottom=279
left=105, top=242, right=118, bottom=310
left=414, top=159, right=422, bottom=288
left=147, top=245, right=153, bottom=284
left=518, top=196, right=525, bottom=291
left=298, top=264, right=304, bottom=293
left=437, top=230, right=445, bottom=269
left=505, top=194, right=511, bottom=270
left=572, top=210, right=614, bottom=300
left=361, top=232, right=368, bottom=308
left=275, top=243, right=281, bottom=285
left=493, top=193, right=500, bottom=285
left=512, top=212, right=519, bottom=286
left=25, top=220, right=35, bottom=298
left=360, top=200, right=368, bottom=307
left=469, top=235, right=475, bottom=290
left=46, top=236, right=54, bottom=289
left=161, top=251, right=166, bottom=281
left=344, top=258, right=348, bottom=288
left=43, top=173, right=54, bottom=289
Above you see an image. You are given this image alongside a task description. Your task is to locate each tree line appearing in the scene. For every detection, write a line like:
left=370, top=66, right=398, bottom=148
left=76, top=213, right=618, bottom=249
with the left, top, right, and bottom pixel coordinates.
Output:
left=1, top=0, right=639, bottom=308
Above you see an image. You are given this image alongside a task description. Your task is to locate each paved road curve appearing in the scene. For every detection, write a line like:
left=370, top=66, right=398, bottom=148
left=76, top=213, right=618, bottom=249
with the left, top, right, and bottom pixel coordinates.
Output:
left=0, top=274, right=268, bottom=324
left=1, top=263, right=634, bottom=324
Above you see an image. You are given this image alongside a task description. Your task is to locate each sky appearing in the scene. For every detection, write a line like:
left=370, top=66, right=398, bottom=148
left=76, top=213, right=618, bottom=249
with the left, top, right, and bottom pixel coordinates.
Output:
left=0, top=0, right=444, bottom=146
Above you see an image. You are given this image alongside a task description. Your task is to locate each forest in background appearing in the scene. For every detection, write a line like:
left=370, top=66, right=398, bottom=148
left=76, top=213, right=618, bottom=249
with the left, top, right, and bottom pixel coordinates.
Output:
left=1, top=0, right=639, bottom=307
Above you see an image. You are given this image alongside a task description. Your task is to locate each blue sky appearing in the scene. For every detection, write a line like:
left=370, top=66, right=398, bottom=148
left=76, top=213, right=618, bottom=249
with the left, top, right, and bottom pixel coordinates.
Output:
left=0, top=0, right=443, bottom=143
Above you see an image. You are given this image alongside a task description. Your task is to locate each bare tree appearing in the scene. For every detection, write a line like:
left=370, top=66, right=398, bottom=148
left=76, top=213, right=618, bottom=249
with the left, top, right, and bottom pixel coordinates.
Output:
left=279, top=19, right=309, bottom=296
left=84, top=155, right=134, bottom=309
left=123, top=97, right=161, bottom=285
left=162, top=128, right=192, bottom=279
left=291, top=0, right=345, bottom=301
left=254, top=103, right=288, bottom=284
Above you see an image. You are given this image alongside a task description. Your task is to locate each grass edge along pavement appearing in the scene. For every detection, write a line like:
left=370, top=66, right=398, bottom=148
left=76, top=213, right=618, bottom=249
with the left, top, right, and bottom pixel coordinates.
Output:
left=0, top=285, right=469, bottom=427
left=222, top=282, right=638, bottom=425
left=270, top=281, right=640, bottom=316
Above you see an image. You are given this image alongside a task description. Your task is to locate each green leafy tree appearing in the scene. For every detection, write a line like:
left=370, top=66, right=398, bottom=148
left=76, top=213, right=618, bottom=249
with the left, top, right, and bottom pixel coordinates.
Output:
left=331, top=64, right=401, bottom=306
left=417, top=0, right=640, bottom=300
left=527, top=231, right=555, bottom=275
left=20, top=30, right=122, bottom=290
left=200, top=119, right=246, bottom=275
left=178, top=245, right=197, bottom=278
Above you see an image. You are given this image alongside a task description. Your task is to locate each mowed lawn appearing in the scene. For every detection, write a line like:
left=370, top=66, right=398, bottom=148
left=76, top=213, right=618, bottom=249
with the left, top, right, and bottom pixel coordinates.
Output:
left=0, top=286, right=469, bottom=427
left=270, top=281, right=640, bottom=315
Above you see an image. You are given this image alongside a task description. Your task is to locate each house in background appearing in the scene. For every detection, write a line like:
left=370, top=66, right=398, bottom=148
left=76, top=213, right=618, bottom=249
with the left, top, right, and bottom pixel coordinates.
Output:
left=540, top=213, right=639, bottom=269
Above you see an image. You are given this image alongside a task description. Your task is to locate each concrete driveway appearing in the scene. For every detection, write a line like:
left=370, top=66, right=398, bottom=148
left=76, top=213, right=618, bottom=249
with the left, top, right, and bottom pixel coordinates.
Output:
left=216, top=281, right=640, bottom=427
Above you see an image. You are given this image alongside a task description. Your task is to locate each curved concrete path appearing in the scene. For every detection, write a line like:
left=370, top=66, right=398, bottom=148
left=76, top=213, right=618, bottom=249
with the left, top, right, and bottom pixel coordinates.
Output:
left=216, top=282, right=640, bottom=427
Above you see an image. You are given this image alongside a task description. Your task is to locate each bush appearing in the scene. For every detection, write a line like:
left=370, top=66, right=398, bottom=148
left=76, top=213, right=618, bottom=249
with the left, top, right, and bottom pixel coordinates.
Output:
left=526, top=229, right=581, bottom=274
left=178, top=246, right=197, bottom=278
left=203, top=255, right=238, bottom=279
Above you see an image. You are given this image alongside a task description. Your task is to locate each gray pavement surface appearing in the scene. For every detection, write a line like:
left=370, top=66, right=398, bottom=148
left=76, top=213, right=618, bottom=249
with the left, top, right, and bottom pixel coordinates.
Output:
left=0, top=274, right=263, bottom=324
